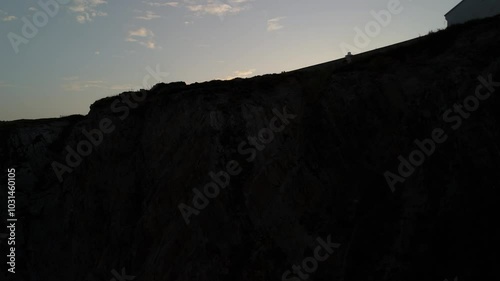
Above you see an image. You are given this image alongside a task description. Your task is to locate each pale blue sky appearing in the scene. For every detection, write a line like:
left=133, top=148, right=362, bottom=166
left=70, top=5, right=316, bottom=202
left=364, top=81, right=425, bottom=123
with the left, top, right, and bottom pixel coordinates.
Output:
left=0, top=0, right=461, bottom=120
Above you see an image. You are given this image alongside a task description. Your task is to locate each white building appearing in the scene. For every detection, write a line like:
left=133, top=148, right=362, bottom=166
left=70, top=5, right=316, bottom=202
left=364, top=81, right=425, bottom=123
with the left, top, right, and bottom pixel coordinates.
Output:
left=445, top=0, right=500, bottom=26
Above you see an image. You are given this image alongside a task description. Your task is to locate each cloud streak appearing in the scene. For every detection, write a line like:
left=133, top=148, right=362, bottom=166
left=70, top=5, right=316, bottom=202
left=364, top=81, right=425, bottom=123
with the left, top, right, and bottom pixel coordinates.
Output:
left=144, top=1, right=180, bottom=7
left=126, top=27, right=158, bottom=49
left=267, top=17, right=285, bottom=32
left=224, top=68, right=256, bottom=80
left=69, top=0, right=108, bottom=24
left=143, top=0, right=252, bottom=18
left=135, top=10, right=161, bottom=20
left=0, top=9, right=17, bottom=22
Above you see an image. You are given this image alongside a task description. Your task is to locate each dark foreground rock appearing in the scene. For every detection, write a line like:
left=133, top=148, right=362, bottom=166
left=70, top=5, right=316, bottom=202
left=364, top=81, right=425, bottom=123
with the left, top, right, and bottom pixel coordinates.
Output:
left=1, top=16, right=500, bottom=281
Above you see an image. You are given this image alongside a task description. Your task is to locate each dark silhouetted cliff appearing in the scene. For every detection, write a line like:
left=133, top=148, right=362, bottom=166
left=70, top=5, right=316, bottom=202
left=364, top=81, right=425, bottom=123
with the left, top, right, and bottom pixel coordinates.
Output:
left=1, top=15, right=500, bottom=281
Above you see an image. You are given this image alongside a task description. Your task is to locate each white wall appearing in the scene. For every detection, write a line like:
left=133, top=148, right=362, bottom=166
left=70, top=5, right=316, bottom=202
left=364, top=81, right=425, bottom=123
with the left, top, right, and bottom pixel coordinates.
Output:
left=446, top=0, right=500, bottom=26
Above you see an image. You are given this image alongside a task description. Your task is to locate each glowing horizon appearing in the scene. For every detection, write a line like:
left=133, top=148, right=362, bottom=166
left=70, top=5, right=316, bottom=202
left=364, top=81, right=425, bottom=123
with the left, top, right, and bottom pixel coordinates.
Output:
left=0, top=0, right=461, bottom=121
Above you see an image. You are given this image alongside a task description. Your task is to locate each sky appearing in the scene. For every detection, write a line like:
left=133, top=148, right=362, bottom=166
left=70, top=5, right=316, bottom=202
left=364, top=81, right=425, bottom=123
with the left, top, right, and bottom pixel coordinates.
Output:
left=0, top=0, right=461, bottom=121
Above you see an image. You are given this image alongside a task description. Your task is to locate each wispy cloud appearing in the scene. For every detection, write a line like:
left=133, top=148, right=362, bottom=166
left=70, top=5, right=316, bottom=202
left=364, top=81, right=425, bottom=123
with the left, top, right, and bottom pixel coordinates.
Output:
left=128, top=28, right=152, bottom=37
left=143, top=0, right=252, bottom=19
left=126, top=27, right=158, bottom=49
left=186, top=0, right=251, bottom=18
left=135, top=10, right=161, bottom=20
left=0, top=9, right=17, bottom=22
left=69, top=0, right=108, bottom=24
left=141, top=0, right=254, bottom=20
left=144, top=1, right=180, bottom=7
left=3, top=15, right=17, bottom=21
left=267, top=17, right=285, bottom=32
left=224, top=68, right=256, bottom=80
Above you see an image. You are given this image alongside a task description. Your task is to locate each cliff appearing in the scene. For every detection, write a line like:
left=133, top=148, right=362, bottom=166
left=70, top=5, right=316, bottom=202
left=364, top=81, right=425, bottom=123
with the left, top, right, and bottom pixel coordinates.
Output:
left=1, top=15, right=500, bottom=281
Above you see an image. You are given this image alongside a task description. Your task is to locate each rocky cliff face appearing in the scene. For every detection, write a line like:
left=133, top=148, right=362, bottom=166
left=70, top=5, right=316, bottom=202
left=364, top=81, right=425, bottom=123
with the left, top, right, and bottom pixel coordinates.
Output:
left=1, top=16, right=500, bottom=281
